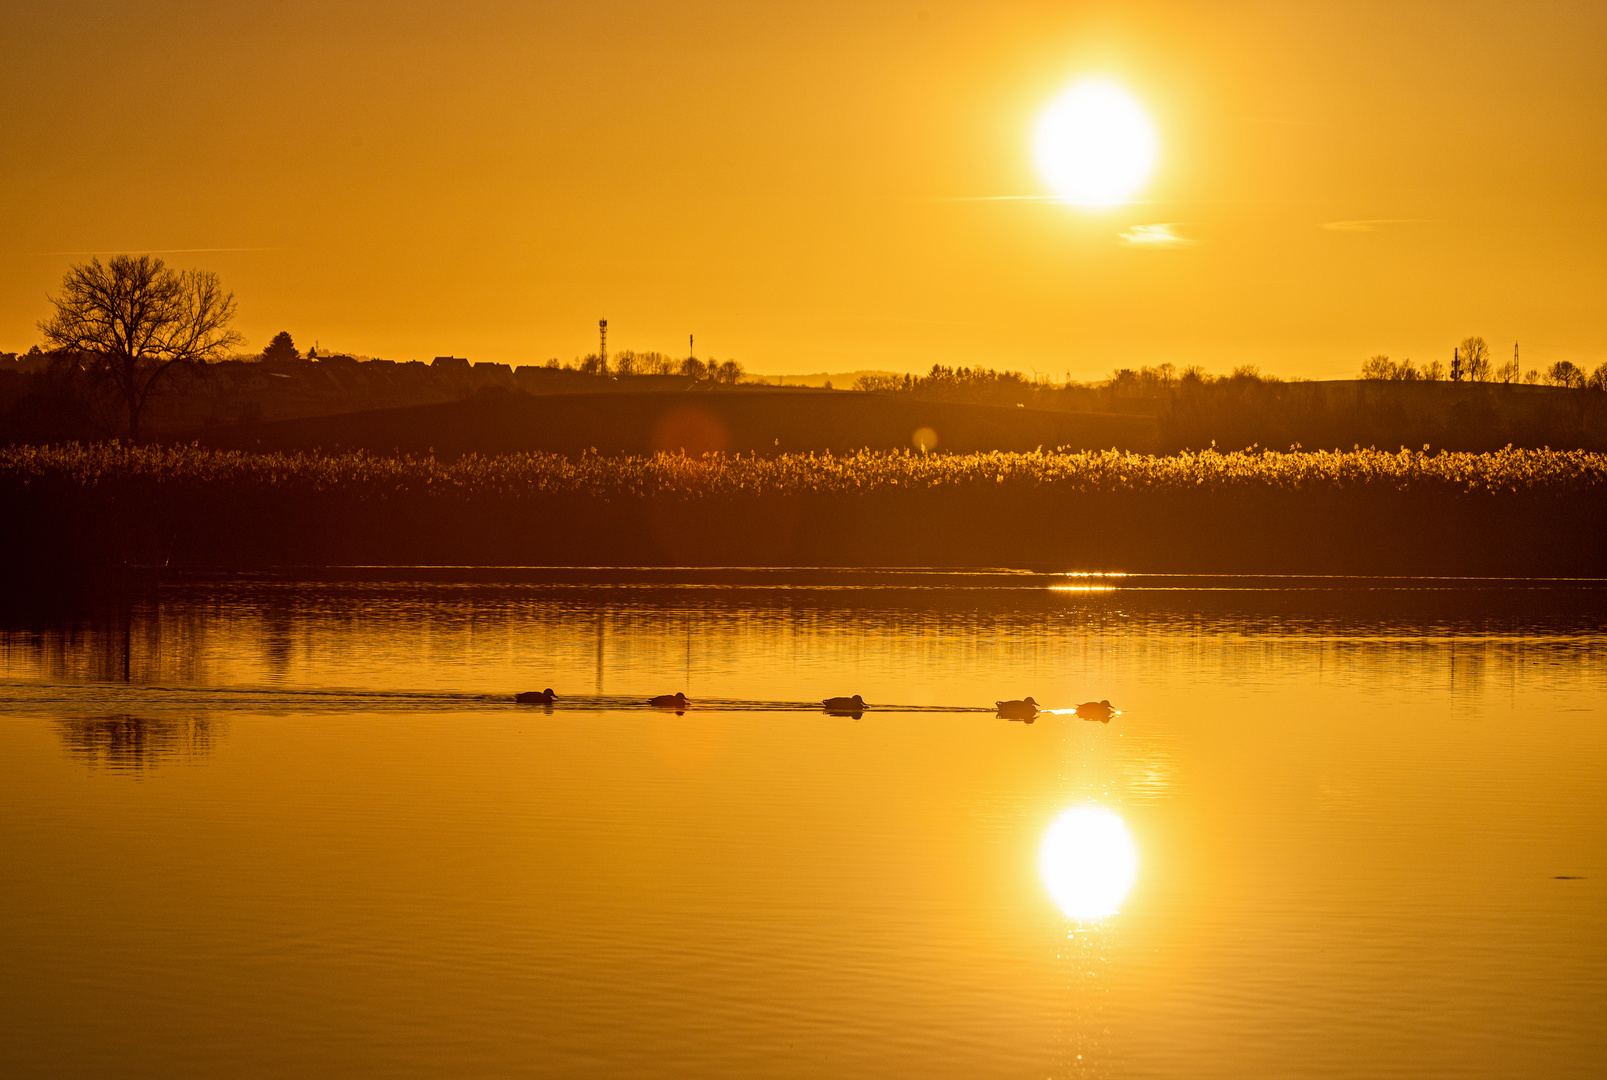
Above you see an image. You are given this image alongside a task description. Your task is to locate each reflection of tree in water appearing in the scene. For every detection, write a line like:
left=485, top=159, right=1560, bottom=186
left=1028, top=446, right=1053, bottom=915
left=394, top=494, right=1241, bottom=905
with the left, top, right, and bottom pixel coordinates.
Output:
left=261, top=604, right=295, bottom=678
left=55, top=714, right=222, bottom=773
left=7, top=599, right=214, bottom=686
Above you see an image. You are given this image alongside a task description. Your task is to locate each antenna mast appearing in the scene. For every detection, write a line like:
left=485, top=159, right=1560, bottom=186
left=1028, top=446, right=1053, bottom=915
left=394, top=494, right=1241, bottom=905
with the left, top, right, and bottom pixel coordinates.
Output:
left=598, top=319, right=607, bottom=368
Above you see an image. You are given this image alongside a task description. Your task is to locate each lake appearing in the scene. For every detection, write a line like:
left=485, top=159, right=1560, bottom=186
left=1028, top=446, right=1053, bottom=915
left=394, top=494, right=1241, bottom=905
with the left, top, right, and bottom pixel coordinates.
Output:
left=2, top=570, right=1603, bottom=1079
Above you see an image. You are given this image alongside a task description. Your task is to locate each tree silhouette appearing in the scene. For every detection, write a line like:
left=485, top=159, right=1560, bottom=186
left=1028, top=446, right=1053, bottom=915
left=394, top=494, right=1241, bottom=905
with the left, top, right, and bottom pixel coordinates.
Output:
left=262, top=331, right=298, bottom=362
left=39, top=255, right=243, bottom=441
left=1546, top=360, right=1585, bottom=389
left=1360, top=355, right=1393, bottom=380
left=1459, top=336, right=1492, bottom=382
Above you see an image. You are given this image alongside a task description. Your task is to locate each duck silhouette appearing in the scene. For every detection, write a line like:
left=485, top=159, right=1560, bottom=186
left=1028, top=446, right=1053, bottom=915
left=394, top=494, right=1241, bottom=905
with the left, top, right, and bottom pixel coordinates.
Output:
left=822, top=695, right=866, bottom=711
left=514, top=688, right=556, bottom=704
left=1074, top=699, right=1115, bottom=722
left=649, top=692, right=690, bottom=710
left=996, top=696, right=1039, bottom=721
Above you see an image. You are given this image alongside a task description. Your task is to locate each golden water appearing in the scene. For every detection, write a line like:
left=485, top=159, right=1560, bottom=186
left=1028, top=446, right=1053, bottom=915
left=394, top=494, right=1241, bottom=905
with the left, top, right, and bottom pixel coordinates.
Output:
left=2, top=572, right=1602, bottom=1078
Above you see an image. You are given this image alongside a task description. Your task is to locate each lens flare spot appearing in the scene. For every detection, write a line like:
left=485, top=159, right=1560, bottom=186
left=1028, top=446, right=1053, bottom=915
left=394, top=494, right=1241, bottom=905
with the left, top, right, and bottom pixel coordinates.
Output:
left=1039, top=806, right=1139, bottom=919
left=912, top=426, right=938, bottom=452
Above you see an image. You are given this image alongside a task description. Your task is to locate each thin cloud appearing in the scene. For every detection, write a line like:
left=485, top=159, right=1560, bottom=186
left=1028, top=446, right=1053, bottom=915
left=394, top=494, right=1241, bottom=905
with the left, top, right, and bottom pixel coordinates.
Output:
left=1120, top=223, right=1196, bottom=248
left=1320, top=219, right=1429, bottom=232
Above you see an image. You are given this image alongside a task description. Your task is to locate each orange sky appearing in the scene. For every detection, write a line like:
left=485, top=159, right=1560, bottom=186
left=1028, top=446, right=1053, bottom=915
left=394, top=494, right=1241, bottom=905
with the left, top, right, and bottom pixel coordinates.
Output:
left=1, top=0, right=1602, bottom=379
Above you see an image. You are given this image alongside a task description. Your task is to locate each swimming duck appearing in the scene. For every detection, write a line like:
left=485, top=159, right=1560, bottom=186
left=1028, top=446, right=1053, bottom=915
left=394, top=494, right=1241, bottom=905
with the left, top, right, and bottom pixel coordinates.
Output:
left=514, top=688, right=556, bottom=704
left=1074, top=699, right=1115, bottom=722
left=822, top=695, right=866, bottom=711
left=649, top=692, right=690, bottom=709
left=996, top=696, right=1039, bottom=720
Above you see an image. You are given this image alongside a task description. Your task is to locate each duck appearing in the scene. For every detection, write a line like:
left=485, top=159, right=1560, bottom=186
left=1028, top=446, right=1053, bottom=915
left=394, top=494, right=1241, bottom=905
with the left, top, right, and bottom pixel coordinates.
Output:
left=649, top=692, right=690, bottom=709
left=822, top=695, right=866, bottom=711
left=996, top=696, right=1039, bottom=720
left=514, top=688, right=556, bottom=704
left=1074, top=699, right=1115, bottom=722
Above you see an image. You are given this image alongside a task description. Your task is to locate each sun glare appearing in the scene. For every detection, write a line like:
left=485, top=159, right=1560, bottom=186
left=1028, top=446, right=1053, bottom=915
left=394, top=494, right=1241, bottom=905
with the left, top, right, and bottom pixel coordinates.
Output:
left=1033, top=80, right=1157, bottom=207
left=1039, top=806, right=1139, bottom=919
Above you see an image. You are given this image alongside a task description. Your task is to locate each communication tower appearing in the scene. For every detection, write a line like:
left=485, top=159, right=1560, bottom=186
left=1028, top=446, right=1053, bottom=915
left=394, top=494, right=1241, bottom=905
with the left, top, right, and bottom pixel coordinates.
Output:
left=599, top=319, right=607, bottom=366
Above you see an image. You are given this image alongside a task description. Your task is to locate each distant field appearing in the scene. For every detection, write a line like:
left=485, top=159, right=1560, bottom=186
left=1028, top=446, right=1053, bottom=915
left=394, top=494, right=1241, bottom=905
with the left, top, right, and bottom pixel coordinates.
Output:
left=194, top=388, right=1158, bottom=456
left=184, top=380, right=1607, bottom=457
left=4, top=443, right=1603, bottom=576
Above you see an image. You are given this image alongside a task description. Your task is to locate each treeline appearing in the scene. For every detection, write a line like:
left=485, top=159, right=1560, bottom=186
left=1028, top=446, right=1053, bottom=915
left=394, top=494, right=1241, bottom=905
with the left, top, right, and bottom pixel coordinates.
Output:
left=855, top=361, right=1607, bottom=452
left=578, top=350, right=744, bottom=383
left=3, top=442, right=1603, bottom=576
left=1359, top=335, right=1607, bottom=388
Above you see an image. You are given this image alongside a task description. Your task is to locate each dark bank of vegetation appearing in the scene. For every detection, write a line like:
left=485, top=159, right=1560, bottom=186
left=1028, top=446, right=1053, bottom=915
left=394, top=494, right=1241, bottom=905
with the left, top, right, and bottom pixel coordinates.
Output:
left=4, top=442, right=1603, bottom=577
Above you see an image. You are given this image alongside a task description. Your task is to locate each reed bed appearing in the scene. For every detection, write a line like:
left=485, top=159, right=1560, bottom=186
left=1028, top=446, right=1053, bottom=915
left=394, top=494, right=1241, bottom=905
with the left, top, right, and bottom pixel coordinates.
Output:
left=5, top=442, right=1605, bottom=500
left=4, top=443, right=1603, bottom=574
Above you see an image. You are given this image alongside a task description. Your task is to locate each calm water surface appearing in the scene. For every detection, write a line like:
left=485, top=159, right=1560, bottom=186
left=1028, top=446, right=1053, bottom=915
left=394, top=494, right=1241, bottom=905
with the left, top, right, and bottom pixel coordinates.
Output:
left=2, top=571, right=1603, bottom=1079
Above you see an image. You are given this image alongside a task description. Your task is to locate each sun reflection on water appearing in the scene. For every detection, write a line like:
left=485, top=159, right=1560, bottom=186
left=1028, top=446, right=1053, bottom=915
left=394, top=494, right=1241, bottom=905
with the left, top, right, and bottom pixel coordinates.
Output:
left=1040, top=807, right=1139, bottom=919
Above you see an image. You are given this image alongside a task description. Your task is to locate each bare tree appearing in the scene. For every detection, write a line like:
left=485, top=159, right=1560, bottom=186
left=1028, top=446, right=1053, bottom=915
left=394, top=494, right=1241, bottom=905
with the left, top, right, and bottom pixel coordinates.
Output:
left=1459, top=336, right=1492, bottom=382
left=1360, top=356, right=1424, bottom=381
left=39, top=255, right=244, bottom=440
left=1360, top=355, right=1393, bottom=380
left=1546, top=360, right=1586, bottom=389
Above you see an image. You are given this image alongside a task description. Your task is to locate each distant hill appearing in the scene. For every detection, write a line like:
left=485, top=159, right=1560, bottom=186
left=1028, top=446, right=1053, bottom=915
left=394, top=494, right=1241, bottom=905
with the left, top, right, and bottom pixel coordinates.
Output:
left=10, top=351, right=1604, bottom=453
left=194, top=388, right=1156, bottom=457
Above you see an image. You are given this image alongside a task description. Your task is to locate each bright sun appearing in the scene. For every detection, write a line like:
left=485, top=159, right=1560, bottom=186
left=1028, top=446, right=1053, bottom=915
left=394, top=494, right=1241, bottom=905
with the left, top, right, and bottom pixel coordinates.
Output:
left=1039, top=806, right=1139, bottom=919
left=1033, top=80, right=1157, bottom=207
